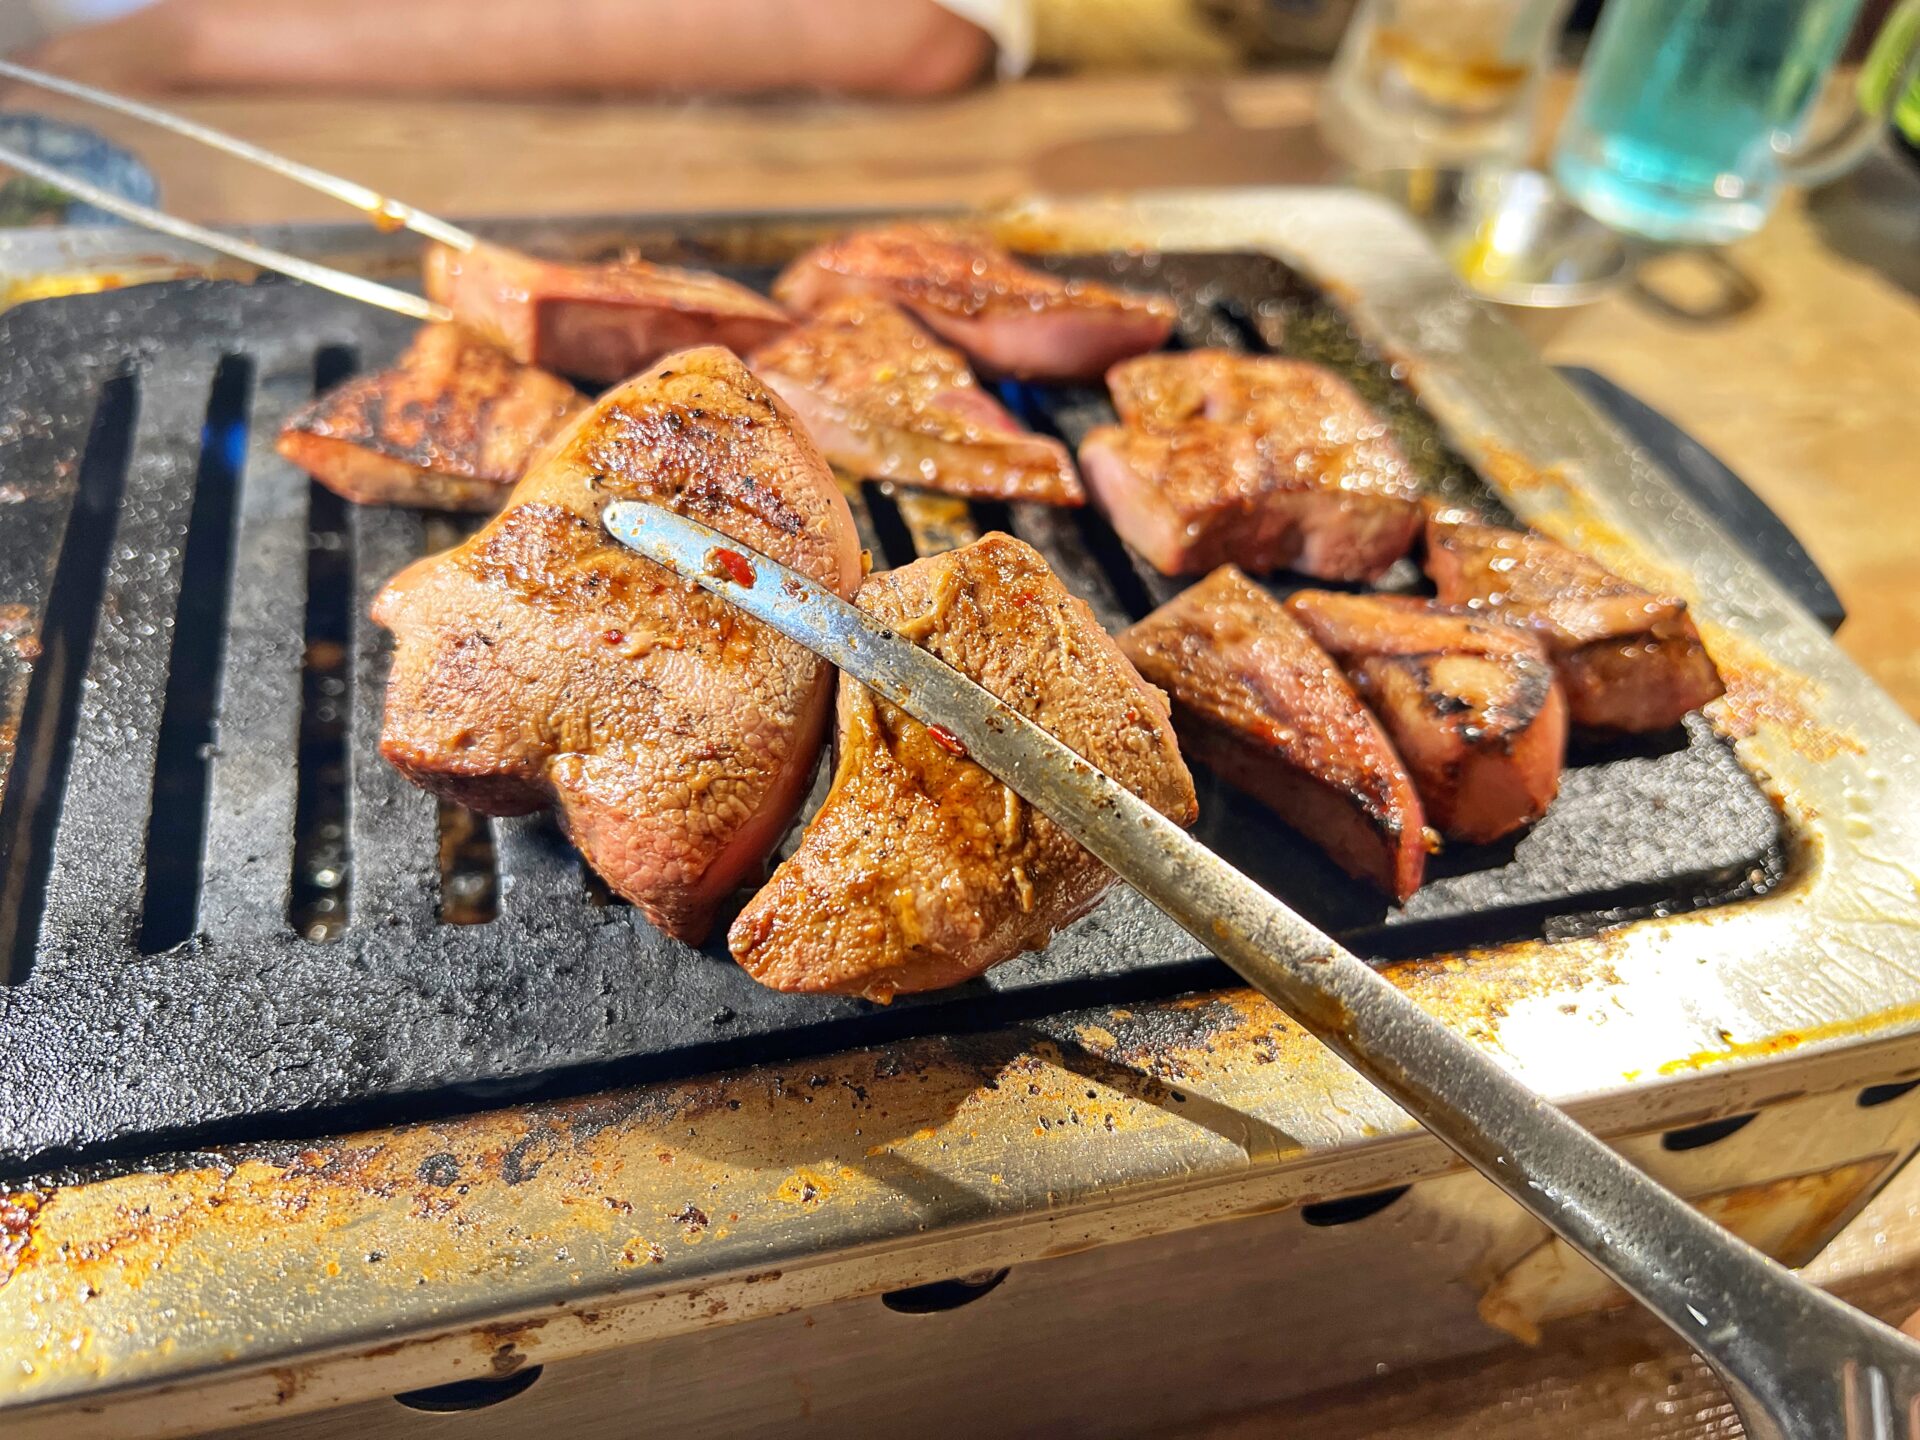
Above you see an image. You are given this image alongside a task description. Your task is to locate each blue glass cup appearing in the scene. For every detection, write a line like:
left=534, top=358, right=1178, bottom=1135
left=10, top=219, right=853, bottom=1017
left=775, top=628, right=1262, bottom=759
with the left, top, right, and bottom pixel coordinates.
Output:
left=1552, top=0, right=1920, bottom=245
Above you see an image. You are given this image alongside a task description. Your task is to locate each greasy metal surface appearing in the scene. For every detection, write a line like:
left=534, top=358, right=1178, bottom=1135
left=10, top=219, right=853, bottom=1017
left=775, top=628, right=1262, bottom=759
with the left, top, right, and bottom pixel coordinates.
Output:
left=600, top=503, right=1920, bottom=1440
left=4, top=191, right=1920, bottom=1429
left=0, top=250, right=1781, bottom=1177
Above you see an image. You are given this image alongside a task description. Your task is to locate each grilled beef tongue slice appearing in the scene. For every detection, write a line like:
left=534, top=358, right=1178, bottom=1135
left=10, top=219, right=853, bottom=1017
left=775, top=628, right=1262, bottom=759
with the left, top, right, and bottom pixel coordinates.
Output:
left=372, top=346, right=862, bottom=943
left=1424, top=513, right=1725, bottom=733
left=1121, top=567, right=1427, bottom=902
left=1079, top=351, right=1423, bottom=581
left=772, top=223, right=1176, bottom=382
left=425, top=241, right=793, bottom=385
left=1286, top=591, right=1567, bottom=846
left=751, top=295, right=1084, bottom=506
left=731, top=533, right=1198, bottom=1001
left=277, top=322, right=588, bottom=513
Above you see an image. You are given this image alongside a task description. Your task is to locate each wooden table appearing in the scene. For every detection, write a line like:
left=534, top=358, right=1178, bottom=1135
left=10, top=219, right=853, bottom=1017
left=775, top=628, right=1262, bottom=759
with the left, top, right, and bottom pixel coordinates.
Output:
left=25, top=69, right=1920, bottom=1440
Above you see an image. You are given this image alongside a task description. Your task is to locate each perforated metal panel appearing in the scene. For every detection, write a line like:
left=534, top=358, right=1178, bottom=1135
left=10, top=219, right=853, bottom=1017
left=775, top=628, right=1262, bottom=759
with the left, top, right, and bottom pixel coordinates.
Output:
left=0, top=256, right=1783, bottom=1177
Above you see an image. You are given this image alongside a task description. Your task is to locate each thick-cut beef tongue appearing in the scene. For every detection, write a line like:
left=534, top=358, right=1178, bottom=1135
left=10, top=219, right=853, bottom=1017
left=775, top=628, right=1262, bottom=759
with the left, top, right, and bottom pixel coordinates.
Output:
left=773, top=223, right=1176, bottom=382
left=751, top=295, right=1083, bottom=505
left=1121, top=567, right=1427, bottom=902
left=425, top=241, right=793, bottom=385
left=277, top=323, right=587, bottom=512
left=1079, top=351, right=1423, bottom=581
left=372, top=346, right=861, bottom=943
left=1424, top=513, right=1724, bottom=733
left=1287, top=591, right=1567, bottom=846
left=730, top=533, right=1198, bottom=1001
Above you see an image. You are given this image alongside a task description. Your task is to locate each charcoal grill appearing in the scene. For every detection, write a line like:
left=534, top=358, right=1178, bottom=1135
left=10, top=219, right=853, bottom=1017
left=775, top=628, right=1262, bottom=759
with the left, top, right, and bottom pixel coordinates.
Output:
left=4, top=191, right=1920, bottom=1439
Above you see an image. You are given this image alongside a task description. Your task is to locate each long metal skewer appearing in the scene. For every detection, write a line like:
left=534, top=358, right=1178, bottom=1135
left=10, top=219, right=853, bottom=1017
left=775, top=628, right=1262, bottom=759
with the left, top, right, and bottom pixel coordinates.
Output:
left=0, top=59, right=476, bottom=251
left=0, top=139, right=452, bottom=322
left=604, top=499, right=1920, bottom=1440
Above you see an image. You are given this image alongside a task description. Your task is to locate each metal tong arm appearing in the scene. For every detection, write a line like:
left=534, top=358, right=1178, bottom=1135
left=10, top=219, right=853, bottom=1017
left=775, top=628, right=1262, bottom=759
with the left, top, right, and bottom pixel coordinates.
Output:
left=0, top=59, right=476, bottom=251
left=0, top=60, right=462, bottom=321
left=601, top=500, right=1920, bottom=1440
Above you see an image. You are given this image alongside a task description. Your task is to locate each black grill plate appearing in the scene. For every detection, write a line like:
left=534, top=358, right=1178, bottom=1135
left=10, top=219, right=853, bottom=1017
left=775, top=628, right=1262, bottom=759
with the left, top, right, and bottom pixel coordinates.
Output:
left=0, top=256, right=1784, bottom=1176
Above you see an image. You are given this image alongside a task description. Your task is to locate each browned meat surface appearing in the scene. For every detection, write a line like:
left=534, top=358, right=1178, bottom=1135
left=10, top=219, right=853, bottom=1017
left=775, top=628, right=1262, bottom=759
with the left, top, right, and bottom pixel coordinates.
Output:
left=1121, top=567, right=1426, bottom=901
left=1424, top=513, right=1724, bottom=733
left=751, top=296, right=1083, bottom=505
left=1079, top=352, right=1423, bottom=581
left=276, top=323, right=587, bottom=512
left=1287, top=591, right=1567, bottom=845
left=731, top=533, right=1197, bottom=1000
left=373, top=346, right=862, bottom=943
left=773, top=224, right=1176, bottom=381
left=425, top=241, right=793, bottom=385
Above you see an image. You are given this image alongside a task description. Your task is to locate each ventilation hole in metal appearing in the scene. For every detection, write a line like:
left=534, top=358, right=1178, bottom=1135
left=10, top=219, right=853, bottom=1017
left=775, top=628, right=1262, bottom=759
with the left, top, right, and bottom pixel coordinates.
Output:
left=1859, top=1080, right=1920, bottom=1108
left=970, top=499, right=1013, bottom=537
left=1301, top=1186, right=1410, bottom=1227
left=437, top=801, right=498, bottom=925
left=858, top=481, right=919, bottom=569
left=582, top=866, right=628, bottom=908
left=1069, top=505, right=1155, bottom=621
left=1660, top=1113, right=1757, bottom=1151
left=140, top=354, right=255, bottom=954
left=0, top=370, right=139, bottom=983
left=393, top=1366, right=543, bottom=1413
left=290, top=345, right=356, bottom=942
left=881, top=1268, right=1010, bottom=1313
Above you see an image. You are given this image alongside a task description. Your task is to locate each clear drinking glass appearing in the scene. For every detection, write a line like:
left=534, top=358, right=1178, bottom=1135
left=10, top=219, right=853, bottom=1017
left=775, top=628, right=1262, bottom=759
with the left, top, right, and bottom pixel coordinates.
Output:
left=1318, top=0, right=1575, bottom=171
left=1552, top=0, right=1920, bottom=245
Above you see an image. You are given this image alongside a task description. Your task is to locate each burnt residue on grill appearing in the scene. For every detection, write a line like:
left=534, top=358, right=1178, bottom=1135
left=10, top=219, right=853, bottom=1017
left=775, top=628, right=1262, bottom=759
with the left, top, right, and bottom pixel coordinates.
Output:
left=0, top=262, right=1791, bottom=1179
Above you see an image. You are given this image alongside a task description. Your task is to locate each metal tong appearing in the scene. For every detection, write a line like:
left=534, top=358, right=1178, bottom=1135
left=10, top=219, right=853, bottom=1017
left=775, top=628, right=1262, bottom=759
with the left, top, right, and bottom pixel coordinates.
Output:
left=603, top=499, right=1920, bottom=1440
left=0, top=58, right=464, bottom=320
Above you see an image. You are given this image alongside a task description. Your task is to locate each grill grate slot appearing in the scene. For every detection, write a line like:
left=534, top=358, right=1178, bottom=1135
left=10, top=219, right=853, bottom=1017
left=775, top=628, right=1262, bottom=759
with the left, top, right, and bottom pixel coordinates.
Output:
left=289, top=346, right=357, bottom=942
left=0, top=372, right=139, bottom=982
left=140, top=355, right=255, bottom=954
left=0, top=264, right=1790, bottom=1175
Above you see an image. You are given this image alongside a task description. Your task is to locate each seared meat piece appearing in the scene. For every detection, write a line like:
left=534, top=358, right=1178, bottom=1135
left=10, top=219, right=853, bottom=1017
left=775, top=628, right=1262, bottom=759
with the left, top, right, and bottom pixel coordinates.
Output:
left=425, top=241, right=793, bottom=384
left=1079, top=352, right=1423, bottom=581
left=751, top=296, right=1083, bottom=506
left=373, top=347, right=861, bottom=943
left=1424, top=514, right=1724, bottom=733
left=276, top=323, right=587, bottom=512
left=1120, top=567, right=1426, bottom=901
left=772, top=224, right=1176, bottom=381
left=1287, top=591, right=1567, bottom=845
left=731, top=533, right=1197, bottom=1000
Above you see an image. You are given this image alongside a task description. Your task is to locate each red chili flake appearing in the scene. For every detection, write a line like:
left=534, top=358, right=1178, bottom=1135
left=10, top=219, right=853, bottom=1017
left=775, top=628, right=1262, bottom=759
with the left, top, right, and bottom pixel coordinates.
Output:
left=1011, top=589, right=1036, bottom=606
left=602, top=629, right=626, bottom=645
left=708, top=547, right=755, bottom=587
left=926, top=724, right=969, bottom=759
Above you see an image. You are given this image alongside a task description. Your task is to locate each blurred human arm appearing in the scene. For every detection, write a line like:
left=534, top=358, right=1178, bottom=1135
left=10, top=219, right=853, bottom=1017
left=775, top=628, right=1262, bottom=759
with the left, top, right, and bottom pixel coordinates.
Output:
left=22, top=0, right=996, bottom=96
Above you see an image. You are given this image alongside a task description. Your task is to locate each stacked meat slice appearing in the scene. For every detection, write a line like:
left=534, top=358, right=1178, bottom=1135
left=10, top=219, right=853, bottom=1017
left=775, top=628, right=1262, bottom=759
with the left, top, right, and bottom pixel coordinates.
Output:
left=750, top=295, right=1083, bottom=505
left=1287, top=592, right=1568, bottom=846
left=775, top=223, right=1177, bottom=381
left=277, top=323, right=587, bottom=512
left=1079, top=352, right=1424, bottom=582
left=426, top=240, right=794, bottom=384
left=732, top=533, right=1198, bottom=1001
left=1424, top=512, right=1723, bottom=733
left=373, top=347, right=861, bottom=942
left=1120, top=567, right=1428, bottom=902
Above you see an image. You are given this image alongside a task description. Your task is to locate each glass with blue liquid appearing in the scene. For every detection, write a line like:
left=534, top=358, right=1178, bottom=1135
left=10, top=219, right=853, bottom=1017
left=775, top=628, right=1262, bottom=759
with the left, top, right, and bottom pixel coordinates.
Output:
left=1554, top=0, right=1920, bottom=245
